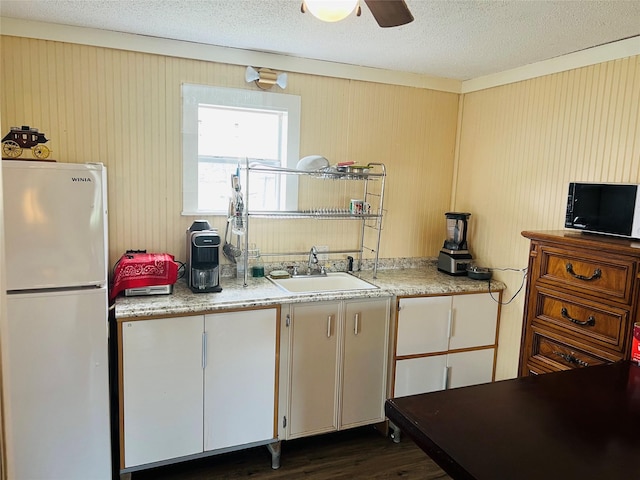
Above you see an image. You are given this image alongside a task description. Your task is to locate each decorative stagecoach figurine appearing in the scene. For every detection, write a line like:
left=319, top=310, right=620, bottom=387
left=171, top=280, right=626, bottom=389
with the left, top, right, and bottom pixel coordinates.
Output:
left=2, top=125, right=52, bottom=160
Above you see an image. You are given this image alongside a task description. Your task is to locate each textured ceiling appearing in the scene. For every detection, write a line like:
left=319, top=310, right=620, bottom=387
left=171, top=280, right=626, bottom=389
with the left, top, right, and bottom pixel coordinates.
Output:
left=1, top=0, right=639, bottom=80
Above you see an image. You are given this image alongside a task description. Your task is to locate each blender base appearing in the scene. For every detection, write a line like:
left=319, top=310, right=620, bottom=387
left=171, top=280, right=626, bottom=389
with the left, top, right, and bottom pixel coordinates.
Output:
left=437, top=250, right=473, bottom=276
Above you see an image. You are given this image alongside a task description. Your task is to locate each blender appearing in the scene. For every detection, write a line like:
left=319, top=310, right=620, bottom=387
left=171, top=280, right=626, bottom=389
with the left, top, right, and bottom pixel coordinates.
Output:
left=437, top=212, right=473, bottom=276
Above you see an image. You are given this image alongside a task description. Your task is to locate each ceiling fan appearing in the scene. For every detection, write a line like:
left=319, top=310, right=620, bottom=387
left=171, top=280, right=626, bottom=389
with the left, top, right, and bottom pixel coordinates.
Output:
left=301, top=0, right=414, bottom=28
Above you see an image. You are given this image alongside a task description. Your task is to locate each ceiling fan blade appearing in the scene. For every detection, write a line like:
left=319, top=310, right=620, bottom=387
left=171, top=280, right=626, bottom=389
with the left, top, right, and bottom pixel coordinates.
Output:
left=364, top=0, right=414, bottom=28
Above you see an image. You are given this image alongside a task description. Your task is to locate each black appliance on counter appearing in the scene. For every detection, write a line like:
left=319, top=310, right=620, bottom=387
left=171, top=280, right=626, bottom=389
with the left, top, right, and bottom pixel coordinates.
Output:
left=437, top=212, right=473, bottom=276
left=186, top=220, right=222, bottom=293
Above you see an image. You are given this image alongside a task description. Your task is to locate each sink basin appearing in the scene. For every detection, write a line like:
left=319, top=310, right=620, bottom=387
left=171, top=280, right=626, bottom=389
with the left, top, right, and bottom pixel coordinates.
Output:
left=268, top=272, right=378, bottom=293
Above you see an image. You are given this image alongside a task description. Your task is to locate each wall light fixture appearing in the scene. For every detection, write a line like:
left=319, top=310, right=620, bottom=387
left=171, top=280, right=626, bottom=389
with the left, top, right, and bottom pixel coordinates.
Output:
left=245, top=66, right=288, bottom=90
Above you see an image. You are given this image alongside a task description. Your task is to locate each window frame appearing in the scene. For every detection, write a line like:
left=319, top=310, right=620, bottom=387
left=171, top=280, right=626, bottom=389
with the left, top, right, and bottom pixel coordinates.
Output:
left=182, top=83, right=301, bottom=215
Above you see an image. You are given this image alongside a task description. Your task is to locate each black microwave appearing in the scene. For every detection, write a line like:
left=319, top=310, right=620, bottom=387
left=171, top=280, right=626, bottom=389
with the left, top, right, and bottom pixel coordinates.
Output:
left=565, top=182, right=640, bottom=239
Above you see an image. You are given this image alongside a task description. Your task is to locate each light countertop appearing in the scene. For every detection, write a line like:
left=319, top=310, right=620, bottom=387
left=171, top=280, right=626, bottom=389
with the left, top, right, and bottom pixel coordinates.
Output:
left=114, top=261, right=505, bottom=320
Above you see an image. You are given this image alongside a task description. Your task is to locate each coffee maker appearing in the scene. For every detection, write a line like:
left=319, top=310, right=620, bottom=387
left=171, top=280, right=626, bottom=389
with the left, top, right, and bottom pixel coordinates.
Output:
left=186, top=220, right=223, bottom=293
left=437, top=212, right=473, bottom=276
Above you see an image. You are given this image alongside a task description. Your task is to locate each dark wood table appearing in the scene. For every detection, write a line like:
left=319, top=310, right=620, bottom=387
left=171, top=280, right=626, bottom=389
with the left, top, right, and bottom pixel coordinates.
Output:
left=385, top=361, right=640, bottom=480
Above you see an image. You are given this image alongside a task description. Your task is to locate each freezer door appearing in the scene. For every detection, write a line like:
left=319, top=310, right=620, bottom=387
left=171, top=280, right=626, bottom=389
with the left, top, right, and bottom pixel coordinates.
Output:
left=3, top=288, right=112, bottom=480
left=2, top=161, right=108, bottom=290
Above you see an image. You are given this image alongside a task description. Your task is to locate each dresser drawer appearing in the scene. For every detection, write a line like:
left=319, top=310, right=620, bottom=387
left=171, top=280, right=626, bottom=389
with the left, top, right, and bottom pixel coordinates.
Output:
left=524, top=360, right=557, bottom=376
left=528, top=327, right=621, bottom=371
left=532, top=287, right=630, bottom=353
left=536, top=245, right=636, bottom=304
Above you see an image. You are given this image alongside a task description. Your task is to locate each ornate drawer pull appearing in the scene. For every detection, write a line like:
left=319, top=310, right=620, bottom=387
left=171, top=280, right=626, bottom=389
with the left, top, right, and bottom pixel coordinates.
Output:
left=553, top=350, right=589, bottom=367
left=560, top=307, right=596, bottom=326
left=565, top=263, right=602, bottom=281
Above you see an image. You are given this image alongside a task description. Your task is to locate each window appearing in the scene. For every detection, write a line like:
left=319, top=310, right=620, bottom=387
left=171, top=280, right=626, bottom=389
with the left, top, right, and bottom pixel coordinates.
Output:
left=182, top=84, right=301, bottom=214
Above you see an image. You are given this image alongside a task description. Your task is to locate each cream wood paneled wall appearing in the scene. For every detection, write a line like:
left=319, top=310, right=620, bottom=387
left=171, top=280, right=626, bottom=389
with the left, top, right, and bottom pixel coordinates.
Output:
left=455, top=55, right=640, bottom=379
left=0, top=36, right=458, bottom=271
left=4, top=35, right=637, bottom=381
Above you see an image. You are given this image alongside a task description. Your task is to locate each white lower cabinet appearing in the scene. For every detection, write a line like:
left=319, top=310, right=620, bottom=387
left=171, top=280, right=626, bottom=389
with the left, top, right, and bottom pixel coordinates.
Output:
left=203, top=309, right=277, bottom=451
left=393, top=293, right=499, bottom=398
left=280, top=297, right=390, bottom=440
left=394, top=349, right=495, bottom=397
left=121, top=308, right=278, bottom=469
left=122, top=316, right=203, bottom=467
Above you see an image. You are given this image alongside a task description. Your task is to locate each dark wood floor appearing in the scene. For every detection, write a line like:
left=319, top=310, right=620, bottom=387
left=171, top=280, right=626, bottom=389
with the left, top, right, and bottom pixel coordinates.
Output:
left=131, top=426, right=451, bottom=480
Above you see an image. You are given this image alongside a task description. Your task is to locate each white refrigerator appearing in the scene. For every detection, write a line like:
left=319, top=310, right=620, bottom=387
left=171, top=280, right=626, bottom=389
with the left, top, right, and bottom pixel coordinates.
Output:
left=2, top=161, right=112, bottom=480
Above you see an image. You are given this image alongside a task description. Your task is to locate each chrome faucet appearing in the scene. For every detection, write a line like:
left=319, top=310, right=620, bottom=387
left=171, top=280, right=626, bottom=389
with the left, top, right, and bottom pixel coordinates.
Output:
left=307, top=246, right=318, bottom=275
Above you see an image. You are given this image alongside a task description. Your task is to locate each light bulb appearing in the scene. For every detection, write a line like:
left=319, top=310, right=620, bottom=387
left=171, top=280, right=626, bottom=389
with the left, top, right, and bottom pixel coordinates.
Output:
left=304, top=0, right=359, bottom=22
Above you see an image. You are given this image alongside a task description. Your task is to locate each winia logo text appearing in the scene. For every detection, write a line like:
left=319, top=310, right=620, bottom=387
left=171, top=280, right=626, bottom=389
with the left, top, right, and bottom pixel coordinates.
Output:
left=71, top=177, right=92, bottom=182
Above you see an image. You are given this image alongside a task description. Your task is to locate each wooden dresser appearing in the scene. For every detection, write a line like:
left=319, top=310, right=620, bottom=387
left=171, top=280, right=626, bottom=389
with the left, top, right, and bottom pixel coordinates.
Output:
left=519, top=230, right=640, bottom=376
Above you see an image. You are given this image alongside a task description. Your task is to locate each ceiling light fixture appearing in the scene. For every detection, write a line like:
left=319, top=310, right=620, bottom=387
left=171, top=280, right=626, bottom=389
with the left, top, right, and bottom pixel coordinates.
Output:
left=245, top=66, right=288, bottom=90
left=301, top=0, right=360, bottom=23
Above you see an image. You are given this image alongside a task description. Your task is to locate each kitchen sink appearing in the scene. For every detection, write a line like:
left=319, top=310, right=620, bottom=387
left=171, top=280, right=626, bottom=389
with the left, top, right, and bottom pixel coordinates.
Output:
left=268, top=272, right=378, bottom=293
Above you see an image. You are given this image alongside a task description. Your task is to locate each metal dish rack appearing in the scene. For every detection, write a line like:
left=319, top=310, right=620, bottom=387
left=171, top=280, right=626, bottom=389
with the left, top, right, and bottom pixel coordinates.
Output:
left=240, top=161, right=386, bottom=286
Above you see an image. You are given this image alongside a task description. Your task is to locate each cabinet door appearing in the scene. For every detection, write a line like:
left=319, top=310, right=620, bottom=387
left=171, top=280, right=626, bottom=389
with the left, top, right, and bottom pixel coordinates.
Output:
left=394, top=349, right=495, bottom=397
left=203, top=309, right=277, bottom=451
left=341, top=298, right=390, bottom=428
left=394, top=355, right=448, bottom=397
left=396, top=296, right=451, bottom=355
left=122, top=316, right=204, bottom=467
left=449, top=293, right=498, bottom=350
left=288, top=302, right=340, bottom=438
left=447, top=349, right=495, bottom=389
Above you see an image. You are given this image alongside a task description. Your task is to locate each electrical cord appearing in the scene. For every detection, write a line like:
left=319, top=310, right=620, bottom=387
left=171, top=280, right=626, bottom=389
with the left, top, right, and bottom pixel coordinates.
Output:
left=486, top=267, right=528, bottom=305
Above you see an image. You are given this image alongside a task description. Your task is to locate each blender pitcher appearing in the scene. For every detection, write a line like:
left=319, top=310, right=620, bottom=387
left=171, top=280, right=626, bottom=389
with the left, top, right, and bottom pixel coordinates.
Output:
left=443, top=212, right=470, bottom=251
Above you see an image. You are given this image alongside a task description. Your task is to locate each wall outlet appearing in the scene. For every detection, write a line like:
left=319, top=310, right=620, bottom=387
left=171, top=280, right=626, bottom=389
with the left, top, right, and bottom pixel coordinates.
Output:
left=316, top=245, right=329, bottom=261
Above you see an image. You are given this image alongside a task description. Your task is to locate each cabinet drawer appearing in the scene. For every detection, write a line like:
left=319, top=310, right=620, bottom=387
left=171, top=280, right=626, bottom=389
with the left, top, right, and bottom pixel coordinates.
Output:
left=525, top=360, right=557, bottom=376
left=536, top=245, right=636, bottom=304
left=529, top=327, right=620, bottom=371
left=532, top=287, right=630, bottom=352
